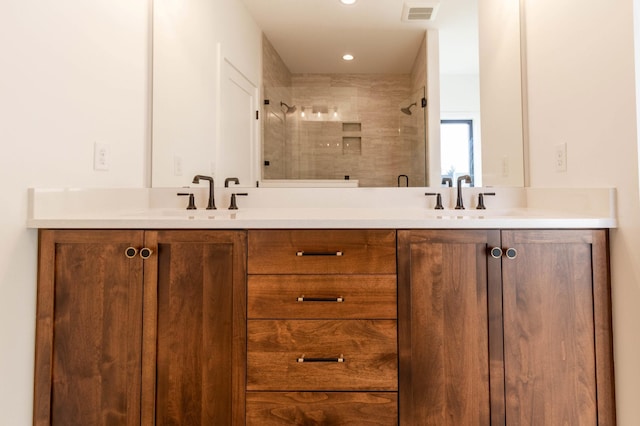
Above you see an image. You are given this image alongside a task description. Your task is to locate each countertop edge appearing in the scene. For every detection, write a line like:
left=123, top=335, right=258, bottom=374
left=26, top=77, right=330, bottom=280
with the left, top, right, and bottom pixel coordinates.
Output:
left=26, top=216, right=617, bottom=230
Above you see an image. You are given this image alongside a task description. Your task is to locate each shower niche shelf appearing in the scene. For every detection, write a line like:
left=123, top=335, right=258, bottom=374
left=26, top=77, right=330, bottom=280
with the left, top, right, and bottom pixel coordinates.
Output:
left=342, top=122, right=361, bottom=132
left=342, top=122, right=362, bottom=154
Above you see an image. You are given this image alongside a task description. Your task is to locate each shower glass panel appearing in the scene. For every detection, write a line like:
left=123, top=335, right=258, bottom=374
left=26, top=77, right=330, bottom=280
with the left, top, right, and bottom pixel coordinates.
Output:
left=262, top=83, right=428, bottom=187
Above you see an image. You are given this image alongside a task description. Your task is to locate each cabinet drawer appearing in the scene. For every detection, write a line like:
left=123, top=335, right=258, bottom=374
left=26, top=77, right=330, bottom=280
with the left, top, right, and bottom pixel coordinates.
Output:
left=248, top=275, right=397, bottom=319
left=246, top=392, right=398, bottom=425
left=247, top=320, right=397, bottom=391
left=248, top=230, right=396, bottom=274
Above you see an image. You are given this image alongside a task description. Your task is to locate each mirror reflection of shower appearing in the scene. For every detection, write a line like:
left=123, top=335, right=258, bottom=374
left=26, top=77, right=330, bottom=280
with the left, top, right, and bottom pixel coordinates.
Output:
left=262, top=84, right=428, bottom=186
left=401, top=102, right=417, bottom=115
left=280, top=101, right=297, bottom=114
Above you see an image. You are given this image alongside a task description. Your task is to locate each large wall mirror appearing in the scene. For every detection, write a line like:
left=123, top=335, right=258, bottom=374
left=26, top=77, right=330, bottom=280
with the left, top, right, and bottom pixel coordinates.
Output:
left=152, top=0, right=524, bottom=188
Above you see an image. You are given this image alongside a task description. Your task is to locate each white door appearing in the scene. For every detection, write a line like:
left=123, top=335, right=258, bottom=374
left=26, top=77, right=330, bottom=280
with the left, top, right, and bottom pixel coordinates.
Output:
left=218, top=57, right=258, bottom=186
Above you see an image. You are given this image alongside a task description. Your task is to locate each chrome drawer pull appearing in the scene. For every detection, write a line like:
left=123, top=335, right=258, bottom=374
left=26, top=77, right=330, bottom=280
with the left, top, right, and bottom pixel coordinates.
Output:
left=296, top=354, right=345, bottom=363
left=296, top=296, right=344, bottom=303
left=296, top=251, right=343, bottom=257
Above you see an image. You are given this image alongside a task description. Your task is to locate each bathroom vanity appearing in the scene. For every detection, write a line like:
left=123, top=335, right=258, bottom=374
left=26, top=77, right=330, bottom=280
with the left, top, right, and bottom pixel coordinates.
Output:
left=28, top=187, right=617, bottom=425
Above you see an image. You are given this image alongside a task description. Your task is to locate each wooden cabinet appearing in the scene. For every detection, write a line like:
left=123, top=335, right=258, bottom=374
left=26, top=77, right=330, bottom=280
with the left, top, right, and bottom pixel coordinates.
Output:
left=397, top=229, right=615, bottom=425
left=142, top=230, right=247, bottom=425
left=247, top=229, right=396, bottom=275
left=34, top=229, right=247, bottom=426
left=35, top=227, right=614, bottom=425
left=246, top=230, right=398, bottom=425
left=34, top=230, right=145, bottom=426
left=500, top=230, right=615, bottom=425
left=397, top=230, right=500, bottom=425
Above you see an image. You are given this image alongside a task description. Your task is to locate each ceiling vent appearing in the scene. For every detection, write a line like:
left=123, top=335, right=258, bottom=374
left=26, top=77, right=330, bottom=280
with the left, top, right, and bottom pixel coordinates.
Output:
left=401, top=2, right=440, bottom=22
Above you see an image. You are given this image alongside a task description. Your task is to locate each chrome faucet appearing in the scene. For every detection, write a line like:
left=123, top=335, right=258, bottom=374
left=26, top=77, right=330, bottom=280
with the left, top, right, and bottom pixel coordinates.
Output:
left=455, top=175, right=472, bottom=209
left=192, top=175, right=216, bottom=210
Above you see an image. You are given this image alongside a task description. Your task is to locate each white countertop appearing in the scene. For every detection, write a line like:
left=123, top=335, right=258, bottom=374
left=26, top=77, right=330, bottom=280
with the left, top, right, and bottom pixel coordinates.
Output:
left=26, top=187, right=617, bottom=229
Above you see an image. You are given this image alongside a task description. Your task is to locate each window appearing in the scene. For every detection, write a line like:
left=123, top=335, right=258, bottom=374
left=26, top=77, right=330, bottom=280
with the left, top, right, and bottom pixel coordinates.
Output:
left=440, top=119, right=474, bottom=185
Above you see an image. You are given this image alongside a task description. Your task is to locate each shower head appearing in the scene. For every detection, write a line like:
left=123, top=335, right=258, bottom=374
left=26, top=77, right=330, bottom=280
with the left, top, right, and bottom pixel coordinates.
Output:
left=280, top=101, right=297, bottom=114
left=401, top=102, right=417, bottom=116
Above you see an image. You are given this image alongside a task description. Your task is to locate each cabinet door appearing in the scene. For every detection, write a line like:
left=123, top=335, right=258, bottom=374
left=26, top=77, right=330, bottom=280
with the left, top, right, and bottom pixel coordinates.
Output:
left=501, top=230, right=615, bottom=425
left=397, top=230, right=502, bottom=426
left=34, top=230, right=145, bottom=426
left=142, top=231, right=247, bottom=426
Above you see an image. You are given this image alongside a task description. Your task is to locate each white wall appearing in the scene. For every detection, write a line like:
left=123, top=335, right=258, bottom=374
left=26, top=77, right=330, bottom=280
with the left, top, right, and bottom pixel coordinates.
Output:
left=524, top=0, right=640, bottom=423
left=0, top=0, right=150, bottom=424
left=152, top=0, right=220, bottom=185
left=152, top=0, right=261, bottom=186
left=478, top=0, right=524, bottom=187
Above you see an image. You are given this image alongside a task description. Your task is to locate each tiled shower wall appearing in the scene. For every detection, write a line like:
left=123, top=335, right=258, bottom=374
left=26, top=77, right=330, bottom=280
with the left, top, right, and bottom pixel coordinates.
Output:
left=262, top=34, right=427, bottom=187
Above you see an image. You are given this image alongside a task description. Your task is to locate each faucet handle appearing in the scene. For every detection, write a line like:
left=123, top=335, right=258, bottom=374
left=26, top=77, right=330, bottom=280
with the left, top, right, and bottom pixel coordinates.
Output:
left=228, top=193, right=248, bottom=210
left=476, top=192, right=496, bottom=210
left=177, top=192, right=197, bottom=210
left=425, top=192, right=444, bottom=210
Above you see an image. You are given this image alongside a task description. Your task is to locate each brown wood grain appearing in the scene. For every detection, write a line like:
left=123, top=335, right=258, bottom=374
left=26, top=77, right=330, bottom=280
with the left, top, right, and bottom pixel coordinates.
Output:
left=247, top=319, right=397, bottom=391
left=248, top=275, right=397, bottom=319
left=34, top=230, right=144, bottom=426
left=246, top=392, right=398, bottom=425
left=248, top=229, right=397, bottom=274
left=34, top=227, right=614, bottom=425
left=502, top=230, right=598, bottom=425
left=397, top=230, right=494, bottom=426
left=148, top=230, right=247, bottom=426
left=591, top=230, right=616, bottom=425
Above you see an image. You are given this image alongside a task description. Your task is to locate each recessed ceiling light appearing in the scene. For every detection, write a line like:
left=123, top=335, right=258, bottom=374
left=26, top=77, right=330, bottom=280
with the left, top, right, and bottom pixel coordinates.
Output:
left=340, top=0, right=357, bottom=5
left=342, top=54, right=354, bottom=61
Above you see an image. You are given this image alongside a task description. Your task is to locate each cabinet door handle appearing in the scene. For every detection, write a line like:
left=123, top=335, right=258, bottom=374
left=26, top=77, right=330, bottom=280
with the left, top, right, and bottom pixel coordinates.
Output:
left=505, top=247, right=518, bottom=259
left=296, top=354, right=345, bottom=363
left=139, top=247, right=154, bottom=259
left=489, top=247, right=503, bottom=259
left=296, top=251, right=343, bottom=257
left=296, top=296, right=344, bottom=303
left=125, top=247, right=138, bottom=258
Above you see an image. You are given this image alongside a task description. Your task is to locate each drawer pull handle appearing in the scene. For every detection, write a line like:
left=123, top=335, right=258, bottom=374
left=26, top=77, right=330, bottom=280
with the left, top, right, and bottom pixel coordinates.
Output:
left=296, top=251, right=343, bottom=257
left=296, top=354, right=345, bottom=363
left=296, top=296, right=344, bottom=303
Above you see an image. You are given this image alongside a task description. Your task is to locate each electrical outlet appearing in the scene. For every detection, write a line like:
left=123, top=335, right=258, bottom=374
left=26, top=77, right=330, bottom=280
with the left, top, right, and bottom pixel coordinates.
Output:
left=174, top=155, right=183, bottom=176
left=555, top=143, right=567, bottom=172
left=94, top=143, right=109, bottom=171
